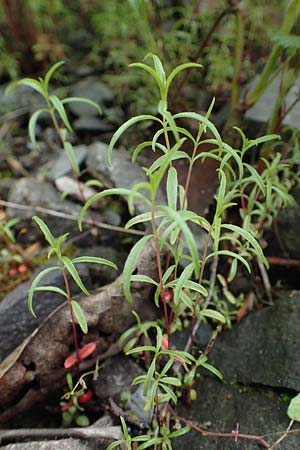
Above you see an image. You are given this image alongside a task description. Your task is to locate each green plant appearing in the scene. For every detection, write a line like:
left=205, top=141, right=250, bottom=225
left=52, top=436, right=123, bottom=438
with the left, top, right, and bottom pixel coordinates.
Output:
left=78, top=53, right=293, bottom=448
left=60, top=372, right=94, bottom=427
left=28, top=216, right=117, bottom=364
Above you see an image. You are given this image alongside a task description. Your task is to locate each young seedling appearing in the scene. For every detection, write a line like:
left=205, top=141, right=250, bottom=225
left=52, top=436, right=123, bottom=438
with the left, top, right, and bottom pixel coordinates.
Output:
left=28, top=216, right=117, bottom=364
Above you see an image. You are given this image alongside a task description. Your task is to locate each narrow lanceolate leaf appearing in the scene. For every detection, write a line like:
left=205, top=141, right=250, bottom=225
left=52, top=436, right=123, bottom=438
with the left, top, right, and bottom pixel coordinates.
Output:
left=61, top=256, right=89, bottom=295
left=78, top=188, right=151, bottom=231
left=160, top=206, right=200, bottom=277
left=28, top=266, right=60, bottom=317
left=34, top=286, right=67, bottom=297
left=143, top=357, right=156, bottom=396
left=123, top=235, right=153, bottom=302
left=16, top=78, right=44, bottom=96
left=62, top=97, right=102, bottom=116
left=207, top=250, right=251, bottom=273
left=174, top=112, right=222, bottom=146
left=49, top=95, right=73, bottom=132
left=72, top=256, right=117, bottom=270
left=29, top=108, right=49, bottom=148
left=130, top=274, right=158, bottom=285
left=71, top=300, right=88, bottom=334
left=125, top=211, right=165, bottom=229
left=130, top=61, right=165, bottom=98
left=44, top=60, right=65, bottom=90
left=200, top=361, right=223, bottom=380
left=166, top=62, right=202, bottom=92
left=107, top=115, right=162, bottom=165
left=173, top=263, right=194, bottom=305
left=221, top=223, right=268, bottom=267
left=166, top=167, right=178, bottom=210
left=200, top=308, right=226, bottom=324
left=33, top=216, right=56, bottom=248
left=64, top=142, right=79, bottom=174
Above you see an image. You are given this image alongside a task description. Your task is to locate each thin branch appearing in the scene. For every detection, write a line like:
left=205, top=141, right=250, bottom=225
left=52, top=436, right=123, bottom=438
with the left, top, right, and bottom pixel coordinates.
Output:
left=0, top=425, right=122, bottom=444
left=0, top=200, right=145, bottom=236
left=268, top=419, right=294, bottom=450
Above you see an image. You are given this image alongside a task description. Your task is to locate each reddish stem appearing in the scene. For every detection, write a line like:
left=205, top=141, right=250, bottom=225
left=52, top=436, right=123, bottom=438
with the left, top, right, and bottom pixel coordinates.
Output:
left=62, top=269, right=81, bottom=364
left=168, top=405, right=270, bottom=448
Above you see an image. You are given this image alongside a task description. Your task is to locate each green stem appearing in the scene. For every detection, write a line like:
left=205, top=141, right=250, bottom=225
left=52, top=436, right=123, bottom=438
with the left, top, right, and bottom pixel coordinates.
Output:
left=246, top=0, right=300, bottom=108
left=230, top=6, right=244, bottom=115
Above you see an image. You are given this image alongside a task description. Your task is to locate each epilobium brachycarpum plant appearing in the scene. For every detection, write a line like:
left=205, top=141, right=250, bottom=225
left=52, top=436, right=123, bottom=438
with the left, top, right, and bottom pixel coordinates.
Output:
left=6, top=61, right=118, bottom=365
left=28, top=216, right=117, bottom=365
left=6, top=61, right=101, bottom=220
left=77, top=53, right=296, bottom=446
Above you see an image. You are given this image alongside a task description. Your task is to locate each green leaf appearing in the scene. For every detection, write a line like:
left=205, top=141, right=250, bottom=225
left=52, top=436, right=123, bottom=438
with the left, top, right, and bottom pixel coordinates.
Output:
left=200, top=309, right=226, bottom=324
left=173, top=263, right=194, bottom=305
left=166, top=62, right=202, bottom=92
left=288, top=394, right=300, bottom=421
left=184, top=280, right=208, bottom=297
left=143, top=357, right=156, bottom=396
left=166, top=167, right=178, bottom=210
left=55, top=233, right=70, bottom=259
left=64, top=142, right=79, bottom=174
left=49, top=95, right=73, bottom=132
left=160, top=376, right=181, bottom=386
left=130, top=62, right=165, bottom=99
left=28, top=108, right=49, bottom=148
left=125, top=211, right=165, bottom=229
left=16, top=78, right=44, bottom=96
left=123, top=235, right=153, bottom=302
left=72, top=256, right=117, bottom=270
left=62, top=97, right=102, bottom=116
left=78, top=188, right=151, bottom=231
left=107, top=115, right=162, bottom=165
left=106, top=440, right=124, bottom=450
left=160, top=206, right=200, bottom=277
left=61, top=256, right=89, bottom=295
left=33, top=216, right=56, bottom=248
left=71, top=300, right=88, bottom=334
left=130, top=274, right=158, bottom=286
left=28, top=266, right=60, bottom=317
left=201, top=361, right=223, bottom=380
left=44, top=60, right=65, bottom=90
left=34, top=286, right=67, bottom=297
left=207, top=250, right=251, bottom=272
left=221, top=224, right=268, bottom=267
left=174, top=112, right=222, bottom=146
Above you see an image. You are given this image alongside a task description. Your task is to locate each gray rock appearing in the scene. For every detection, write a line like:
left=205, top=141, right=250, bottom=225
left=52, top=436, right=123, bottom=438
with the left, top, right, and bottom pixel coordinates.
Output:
left=47, top=146, right=88, bottom=181
left=209, top=291, right=300, bottom=391
left=245, top=74, right=300, bottom=129
left=86, top=142, right=166, bottom=215
left=74, top=245, right=126, bottom=285
left=73, top=116, right=113, bottom=132
left=0, top=440, right=90, bottom=450
left=174, top=376, right=299, bottom=450
left=276, top=186, right=300, bottom=259
left=6, top=178, right=84, bottom=241
left=0, top=84, right=41, bottom=116
left=0, top=263, right=90, bottom=362
left=93, top=355, right=143, bottom=401
left=69, top=79, right=113, bottom=117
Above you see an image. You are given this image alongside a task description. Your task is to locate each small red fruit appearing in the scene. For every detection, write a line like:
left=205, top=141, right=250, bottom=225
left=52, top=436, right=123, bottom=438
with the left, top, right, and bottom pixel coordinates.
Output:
left=8, top=268, right=18, bottom=276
